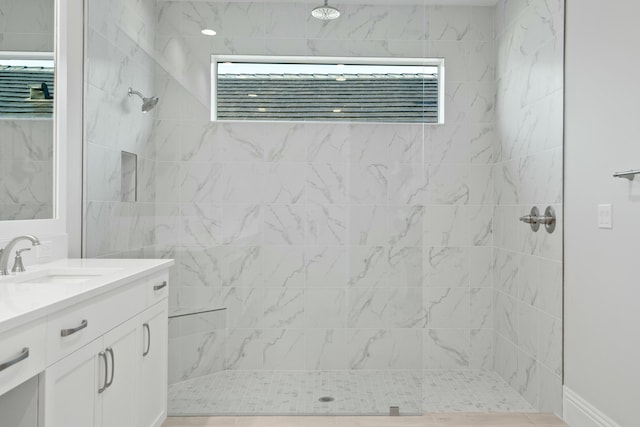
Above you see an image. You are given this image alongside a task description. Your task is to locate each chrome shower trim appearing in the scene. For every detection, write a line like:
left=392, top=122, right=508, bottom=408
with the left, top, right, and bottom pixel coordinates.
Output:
left=128, top=87, right=159, bottom=113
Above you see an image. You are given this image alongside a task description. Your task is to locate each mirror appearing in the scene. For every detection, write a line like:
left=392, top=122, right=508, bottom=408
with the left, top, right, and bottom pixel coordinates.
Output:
left=0, top=0, right=55, bottom=221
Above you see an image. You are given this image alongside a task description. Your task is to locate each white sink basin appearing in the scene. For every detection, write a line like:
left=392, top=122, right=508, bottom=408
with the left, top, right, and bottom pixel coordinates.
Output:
left=9, top=268, right=121, bottom=286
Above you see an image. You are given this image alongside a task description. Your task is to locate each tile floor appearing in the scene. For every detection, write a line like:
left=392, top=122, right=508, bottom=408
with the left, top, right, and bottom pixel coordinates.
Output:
left=162, top=413, right=568, bottom=427
left=168, top=370, right=534, bottom=416
left=422, top=371, right=534, bottom=413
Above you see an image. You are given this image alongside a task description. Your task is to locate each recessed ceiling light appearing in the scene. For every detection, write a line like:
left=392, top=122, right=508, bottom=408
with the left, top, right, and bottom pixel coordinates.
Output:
left=248, top=94, right=258, bottom=97
left=201, top=29, right=217, bottom=36
left=333, top=109, right=342, bottom=113
left=258, top=108, right=266, bottom=112
left=336, top=76, right=347, bottom=82
left=336, top=64, right=345, bottom=68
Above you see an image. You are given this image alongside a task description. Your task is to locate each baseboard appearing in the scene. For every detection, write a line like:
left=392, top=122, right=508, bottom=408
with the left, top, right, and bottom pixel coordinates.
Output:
left=563, top=387, right=622, bottom=427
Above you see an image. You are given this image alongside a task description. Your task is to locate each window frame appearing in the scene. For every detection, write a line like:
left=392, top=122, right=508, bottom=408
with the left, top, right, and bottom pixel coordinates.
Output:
left=210, top=55, right=445, bottom=124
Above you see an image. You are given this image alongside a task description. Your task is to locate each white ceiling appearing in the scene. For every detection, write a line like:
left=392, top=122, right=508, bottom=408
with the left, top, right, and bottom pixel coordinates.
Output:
left=163, top=0, right=500, bottom=5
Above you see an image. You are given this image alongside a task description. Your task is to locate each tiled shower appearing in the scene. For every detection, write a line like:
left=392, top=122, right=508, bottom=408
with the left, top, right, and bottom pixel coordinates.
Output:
left=83, top=0, right=563, bottom=417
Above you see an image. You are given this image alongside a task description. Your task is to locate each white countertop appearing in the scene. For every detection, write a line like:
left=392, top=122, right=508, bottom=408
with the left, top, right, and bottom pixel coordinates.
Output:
left=0, top=258, right=174, bottom=334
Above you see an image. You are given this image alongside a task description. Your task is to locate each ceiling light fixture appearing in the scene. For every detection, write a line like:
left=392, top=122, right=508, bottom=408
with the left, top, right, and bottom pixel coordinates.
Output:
left=201, top=29, right=217, bottom=36
left=311, top=0, right=341, bottom=20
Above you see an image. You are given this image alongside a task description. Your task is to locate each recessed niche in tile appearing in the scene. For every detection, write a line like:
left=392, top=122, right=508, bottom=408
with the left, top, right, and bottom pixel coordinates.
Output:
left=121, top=151, right=137, bottom=202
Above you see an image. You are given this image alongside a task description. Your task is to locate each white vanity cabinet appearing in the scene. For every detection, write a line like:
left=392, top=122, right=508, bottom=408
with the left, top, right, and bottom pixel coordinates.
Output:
left=100, top=317, right=145, bottom=427
left=41, top=271, right=170, bottom=427
left=140, top=301, right=169, bottom=427
left=0, top=320, right=46, bottom=397
left=0, top=320, right=47, bottom=427
left=44, top=336, right=103, bottom=426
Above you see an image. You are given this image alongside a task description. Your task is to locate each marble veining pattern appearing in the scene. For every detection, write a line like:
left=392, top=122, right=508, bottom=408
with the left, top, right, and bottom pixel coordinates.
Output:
left=0, top=0, right=54, bottom=221
left=493, top=0, right=564, bottom=416
left=152, top=0, right=497, bottom=394
left=84, top=0, right=563, bottom=418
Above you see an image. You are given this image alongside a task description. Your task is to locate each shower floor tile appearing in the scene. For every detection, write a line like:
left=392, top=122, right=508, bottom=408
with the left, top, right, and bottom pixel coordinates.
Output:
left=168, top=370, right=534, bottom=416
left=421, top=370, right=534, bottom=412
left=163, top=413, right=569, bottom=427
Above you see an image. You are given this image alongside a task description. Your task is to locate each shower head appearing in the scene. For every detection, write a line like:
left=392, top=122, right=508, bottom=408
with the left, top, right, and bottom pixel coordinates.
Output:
left=128, top=87, right=159, bottom=113
left=311, top=0, right=340, bottom=20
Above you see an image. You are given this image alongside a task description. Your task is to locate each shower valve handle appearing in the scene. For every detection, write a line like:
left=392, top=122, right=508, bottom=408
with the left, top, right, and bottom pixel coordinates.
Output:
left=520, top=206, right=557, bottom=233
left=519, top=214, right=555, bottom=225
left=519, top=215, right=535, bottom=224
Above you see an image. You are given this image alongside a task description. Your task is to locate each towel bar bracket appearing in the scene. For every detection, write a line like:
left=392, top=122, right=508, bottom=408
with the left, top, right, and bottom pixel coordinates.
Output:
left=613, top=169, right=640, bottom=180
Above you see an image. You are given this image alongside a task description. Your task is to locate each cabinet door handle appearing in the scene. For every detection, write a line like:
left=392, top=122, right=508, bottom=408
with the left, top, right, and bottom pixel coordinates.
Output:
left=105, top=347, right=115, bottom=388
left=142, top=323, right=151, bottom=357
left=98, top=351, right=108, bottom=394
left=60, top=320, right=88, bottom=337
left=0, top=347, right=29, bottom=372
left=153, top=281, right=167, bottom=291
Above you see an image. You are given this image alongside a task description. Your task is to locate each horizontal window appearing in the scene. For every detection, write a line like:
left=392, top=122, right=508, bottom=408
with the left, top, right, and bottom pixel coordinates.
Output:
left=211, top=55, right=444, bottom=124
left=0, top=53, right=54, bottom=119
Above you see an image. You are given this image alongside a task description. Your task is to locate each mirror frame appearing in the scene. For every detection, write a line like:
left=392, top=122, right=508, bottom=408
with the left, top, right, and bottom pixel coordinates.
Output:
left=0, top=0, right=84, bottom=257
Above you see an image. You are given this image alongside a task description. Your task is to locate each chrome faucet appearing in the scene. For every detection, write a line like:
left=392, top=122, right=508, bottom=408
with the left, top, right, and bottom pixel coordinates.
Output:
left=0, top=235, right=40, bottom=275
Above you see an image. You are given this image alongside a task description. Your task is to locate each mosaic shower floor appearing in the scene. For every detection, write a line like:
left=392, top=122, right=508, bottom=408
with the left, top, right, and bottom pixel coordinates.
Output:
left=168, top=370, right=534, bottom=416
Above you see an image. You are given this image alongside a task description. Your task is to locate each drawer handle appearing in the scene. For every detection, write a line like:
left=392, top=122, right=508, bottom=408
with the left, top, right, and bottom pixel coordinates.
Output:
left=98, top=351, right=108, bottom=394
left=0, top=347, right=29, bottom=372
left=153, top=281, right=167, bottom=292
left=105, top=347, right=115, bottom=388
left=142, top=323, right=151, bottom=357
left=61, top=320, right=88, bottom=337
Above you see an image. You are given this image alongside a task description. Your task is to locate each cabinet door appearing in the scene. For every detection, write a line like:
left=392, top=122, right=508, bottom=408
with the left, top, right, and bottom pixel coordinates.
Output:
left=140, top=301, right=168, bottom=427
left=99, top=317, right=140, bottom=427
left=43, top=338, right=103, bottom=427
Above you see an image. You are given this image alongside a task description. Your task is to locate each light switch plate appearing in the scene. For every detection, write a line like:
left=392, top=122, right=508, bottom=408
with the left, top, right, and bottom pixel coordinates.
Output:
left=598, top=204, right=613, bottom=229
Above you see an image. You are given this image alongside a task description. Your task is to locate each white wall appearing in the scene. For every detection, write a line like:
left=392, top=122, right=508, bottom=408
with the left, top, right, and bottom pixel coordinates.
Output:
left=565, top=0, right=640, bottom=426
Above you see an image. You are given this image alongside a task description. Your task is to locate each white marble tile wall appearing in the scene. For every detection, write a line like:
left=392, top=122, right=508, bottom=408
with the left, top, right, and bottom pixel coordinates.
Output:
left=84, top=0, right=159, bottom=259
left=169, top=309, right=227, bottom=384
left=0, top=120, right=54, bottom=220
left=0, top=0, right=54, bottom=52
left=153, top=1, right=496, bottom=376
left=493, top=0, right=564, bottom=417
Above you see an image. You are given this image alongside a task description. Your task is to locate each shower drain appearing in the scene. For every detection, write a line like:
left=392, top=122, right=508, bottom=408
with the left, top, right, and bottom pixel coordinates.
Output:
left=318, top=396, right=335, bottom=402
